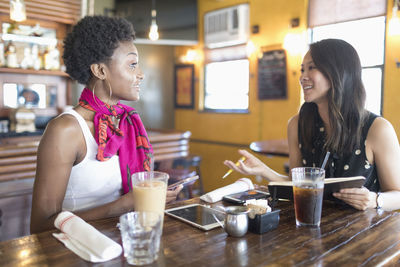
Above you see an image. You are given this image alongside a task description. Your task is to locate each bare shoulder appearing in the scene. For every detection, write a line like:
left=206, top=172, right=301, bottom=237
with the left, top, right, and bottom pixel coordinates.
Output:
left=287, top=114, right=299, bottom=133
left=368, top=117, right=398, bottom=142
left=39, top=113, right=84, bottom=155
left=42, top=113, right=81, bottom=140
left=367, top=117, right=399, bottom=156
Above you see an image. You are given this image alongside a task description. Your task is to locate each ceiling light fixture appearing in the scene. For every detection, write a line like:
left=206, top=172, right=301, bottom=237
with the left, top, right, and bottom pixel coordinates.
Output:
left=10, top=0, right=26, bottom=22
left=148, top=0, right=159, bottom=41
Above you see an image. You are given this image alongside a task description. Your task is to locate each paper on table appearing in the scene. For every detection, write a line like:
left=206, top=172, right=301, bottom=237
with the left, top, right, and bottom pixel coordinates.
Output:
left=200, top=178, right=254, bottom=203
left=52, top=211, right=122, bottom=263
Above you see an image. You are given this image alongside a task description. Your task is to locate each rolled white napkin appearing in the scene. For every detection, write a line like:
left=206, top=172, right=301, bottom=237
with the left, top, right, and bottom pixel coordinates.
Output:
left=200, top=178, right=254, bottom=203
left=52, top=211, right=122, bottom=263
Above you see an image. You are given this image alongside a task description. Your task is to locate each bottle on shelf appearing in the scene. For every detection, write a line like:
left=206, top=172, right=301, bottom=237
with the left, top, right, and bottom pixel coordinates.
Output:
left=20, top=46, right=33, bottom=69
left=44, top=45, right=60, bottom=70
left=43, top=46, right=50, bottom=70
left=50, top=45, right=60, bottom=70
left=31, top=44, right=41, bottom=70
left=5, top=41, right=19, bottom=68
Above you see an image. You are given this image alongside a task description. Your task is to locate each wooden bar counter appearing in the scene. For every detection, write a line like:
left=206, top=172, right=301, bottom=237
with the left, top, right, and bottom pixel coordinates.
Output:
left=0, top=198, right=399, bottom=266
left=0, top=129, right=191, bottom=184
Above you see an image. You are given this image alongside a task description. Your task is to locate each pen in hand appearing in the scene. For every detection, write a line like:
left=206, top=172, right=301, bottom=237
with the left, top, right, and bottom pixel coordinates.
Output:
left=222, top=156, right=246, bottom=179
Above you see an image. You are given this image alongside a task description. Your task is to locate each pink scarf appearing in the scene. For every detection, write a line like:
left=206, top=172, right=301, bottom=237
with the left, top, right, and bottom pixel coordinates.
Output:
left=79, top=88, right=153, bottom=194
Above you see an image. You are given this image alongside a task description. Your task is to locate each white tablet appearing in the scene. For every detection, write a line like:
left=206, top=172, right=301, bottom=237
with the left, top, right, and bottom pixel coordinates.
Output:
left=165, top=204, right=224, bottom=231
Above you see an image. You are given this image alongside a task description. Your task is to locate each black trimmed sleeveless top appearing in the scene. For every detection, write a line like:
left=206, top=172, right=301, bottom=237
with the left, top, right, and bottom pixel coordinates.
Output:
left=298, top=111, right=380, bottom=192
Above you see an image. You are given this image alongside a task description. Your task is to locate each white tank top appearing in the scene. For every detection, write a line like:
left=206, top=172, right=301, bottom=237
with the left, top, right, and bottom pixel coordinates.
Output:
left=61, top=109, right=122, bottom=212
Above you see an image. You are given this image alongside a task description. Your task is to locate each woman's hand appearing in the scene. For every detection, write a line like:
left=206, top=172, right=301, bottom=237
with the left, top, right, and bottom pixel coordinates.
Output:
left=333, top=187, right=377, bottom=210
left=166, top=185, right=183, bottom=203
left=223, top=149, right=268, bottom=177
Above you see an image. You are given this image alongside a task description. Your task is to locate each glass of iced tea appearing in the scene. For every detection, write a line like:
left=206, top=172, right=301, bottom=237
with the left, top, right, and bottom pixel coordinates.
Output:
left=291, top=167, right=325, bottom=227
left=131, top=171, right=169, bottom=224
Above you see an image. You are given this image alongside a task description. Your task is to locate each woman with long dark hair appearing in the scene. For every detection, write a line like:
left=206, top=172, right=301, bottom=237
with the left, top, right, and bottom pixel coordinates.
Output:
left=225, top=39, right=400, bottom=211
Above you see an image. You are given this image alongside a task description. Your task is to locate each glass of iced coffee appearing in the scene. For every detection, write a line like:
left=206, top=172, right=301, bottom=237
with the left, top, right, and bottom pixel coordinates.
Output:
left=131, top=171, right=169, bottom=223
left=291, top=167, right=325, bottom=227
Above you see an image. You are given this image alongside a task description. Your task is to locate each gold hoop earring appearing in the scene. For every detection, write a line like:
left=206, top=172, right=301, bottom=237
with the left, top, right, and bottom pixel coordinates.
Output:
left=92, top=79, right=106, bottom=107
left=106, top=80, right=113, bottom=99
left=92, top=79, right=100, bottom=99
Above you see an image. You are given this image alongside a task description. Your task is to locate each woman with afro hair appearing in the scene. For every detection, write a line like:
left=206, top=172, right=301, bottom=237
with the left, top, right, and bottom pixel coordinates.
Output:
left=30, top=16, right=182, bottom=233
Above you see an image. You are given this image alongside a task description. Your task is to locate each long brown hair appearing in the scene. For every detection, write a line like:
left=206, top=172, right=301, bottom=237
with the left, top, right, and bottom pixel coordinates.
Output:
left=299, top=39, right=367, bottom=155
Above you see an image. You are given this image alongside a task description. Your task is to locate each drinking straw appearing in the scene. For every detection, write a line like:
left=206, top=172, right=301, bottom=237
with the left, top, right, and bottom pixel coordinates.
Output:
left=321, top=151, right=330, bottom=169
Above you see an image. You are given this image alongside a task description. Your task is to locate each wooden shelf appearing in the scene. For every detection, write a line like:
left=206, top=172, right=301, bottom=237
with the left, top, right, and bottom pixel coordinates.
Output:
left=0, top=33, right=58, bottom=46
left=0, top=67, right=69, bottom=77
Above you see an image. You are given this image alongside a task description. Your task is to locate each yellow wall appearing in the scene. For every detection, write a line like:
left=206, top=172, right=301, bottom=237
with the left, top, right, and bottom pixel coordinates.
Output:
left=384, top=1, right=400, bottom=134
left=175, top=0, right=400, bottom=193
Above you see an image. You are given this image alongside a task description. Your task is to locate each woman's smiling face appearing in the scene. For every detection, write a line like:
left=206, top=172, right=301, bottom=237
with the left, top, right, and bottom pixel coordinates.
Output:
left=299, top=51, right=331, bottom=104
left=105, top=41, right=144, bottom=102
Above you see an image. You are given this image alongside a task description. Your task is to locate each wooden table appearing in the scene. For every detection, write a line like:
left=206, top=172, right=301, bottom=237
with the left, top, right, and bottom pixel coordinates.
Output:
left=250, top=139, right=289, bottom=157
left=1, top=198, right=399, bottom=266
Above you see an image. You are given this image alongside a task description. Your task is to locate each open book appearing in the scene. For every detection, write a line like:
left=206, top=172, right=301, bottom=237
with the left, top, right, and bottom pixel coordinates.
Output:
left=267, top=177, right=366, bottom=201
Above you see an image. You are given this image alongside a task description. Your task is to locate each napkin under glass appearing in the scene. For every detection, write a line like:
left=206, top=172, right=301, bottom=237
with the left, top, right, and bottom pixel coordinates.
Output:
left=52, top=211, right=122, bottom=262
left=200, top=178, right=254, bottom=203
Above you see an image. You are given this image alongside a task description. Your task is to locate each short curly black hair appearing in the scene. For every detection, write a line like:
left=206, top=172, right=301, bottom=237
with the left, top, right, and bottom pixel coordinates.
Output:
left=63, top=16, right=135, bottom=85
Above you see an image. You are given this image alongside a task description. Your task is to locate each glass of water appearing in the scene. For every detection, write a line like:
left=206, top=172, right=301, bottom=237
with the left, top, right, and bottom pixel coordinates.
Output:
left=119, top=211, right=162, bottom=265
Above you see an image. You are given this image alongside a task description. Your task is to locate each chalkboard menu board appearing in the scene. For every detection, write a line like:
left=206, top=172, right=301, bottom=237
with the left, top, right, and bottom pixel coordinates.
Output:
left=258, top=49, right=287, bottom=100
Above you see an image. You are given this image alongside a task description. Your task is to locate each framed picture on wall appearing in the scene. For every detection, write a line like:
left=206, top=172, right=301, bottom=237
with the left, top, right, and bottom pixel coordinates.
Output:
left=257, top=48, right=287, bottom=100
left=174, top=64, right=194, bottom=109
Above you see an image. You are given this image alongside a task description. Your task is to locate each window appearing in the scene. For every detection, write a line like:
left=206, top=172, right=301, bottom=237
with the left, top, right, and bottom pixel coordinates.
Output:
left=204, top=59, right=249, bottom=111
left=310, top=16, right=386, bottom=115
